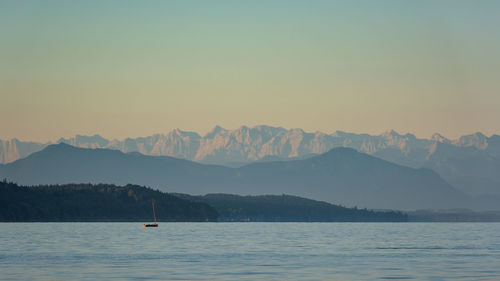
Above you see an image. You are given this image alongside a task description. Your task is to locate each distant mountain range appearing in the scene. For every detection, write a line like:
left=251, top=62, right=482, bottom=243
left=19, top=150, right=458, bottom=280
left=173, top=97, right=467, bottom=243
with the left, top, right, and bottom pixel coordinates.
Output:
left=1, top=125, right=499, bottom=197
left=0, top=143, right=474, bottom=210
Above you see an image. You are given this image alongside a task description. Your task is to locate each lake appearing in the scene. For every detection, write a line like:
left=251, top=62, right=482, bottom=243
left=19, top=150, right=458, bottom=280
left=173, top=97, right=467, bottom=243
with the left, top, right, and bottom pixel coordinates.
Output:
left=0, top=223, right=499, bottom=280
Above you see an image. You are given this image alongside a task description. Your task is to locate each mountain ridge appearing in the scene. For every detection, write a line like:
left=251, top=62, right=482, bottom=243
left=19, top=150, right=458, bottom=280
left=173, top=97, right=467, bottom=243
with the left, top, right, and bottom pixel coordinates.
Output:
left=3, top=126, right=499, bottom=165
left=0, top=143, right=472, bottom=211
left=2, top=126, right=499, bottom=197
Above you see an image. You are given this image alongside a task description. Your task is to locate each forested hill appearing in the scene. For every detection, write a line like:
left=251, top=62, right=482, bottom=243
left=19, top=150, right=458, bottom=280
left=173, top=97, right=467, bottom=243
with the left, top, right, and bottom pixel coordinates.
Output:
left=0, top=181, right=218, bottom=222
left=175, top=193, right=408, bottom=222
left=1, top=181, right=407, bottom=222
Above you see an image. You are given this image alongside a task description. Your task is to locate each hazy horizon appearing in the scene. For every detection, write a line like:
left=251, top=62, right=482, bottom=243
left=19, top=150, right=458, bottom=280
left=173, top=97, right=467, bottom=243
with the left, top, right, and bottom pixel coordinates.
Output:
left=0, top=124, right=497, bottom=144
left=2, top=0, right=500, bottom=141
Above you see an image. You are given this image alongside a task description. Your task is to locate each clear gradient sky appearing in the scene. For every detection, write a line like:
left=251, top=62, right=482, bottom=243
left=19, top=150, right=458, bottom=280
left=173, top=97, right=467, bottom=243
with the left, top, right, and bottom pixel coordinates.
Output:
left=1, top=0, right=499, bottom=142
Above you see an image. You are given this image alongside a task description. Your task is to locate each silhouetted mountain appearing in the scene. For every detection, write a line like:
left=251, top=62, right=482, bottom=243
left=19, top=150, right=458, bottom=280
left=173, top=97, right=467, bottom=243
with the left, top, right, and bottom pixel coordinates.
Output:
left=175, top=193, right=407, bottom=222
left=232, top=148, right=470, bottom=210
left=0, top=144, right=471, bottom=210
left=423, top=142, right=500, bottom=196
left=0, top=143, right=230, bottom=190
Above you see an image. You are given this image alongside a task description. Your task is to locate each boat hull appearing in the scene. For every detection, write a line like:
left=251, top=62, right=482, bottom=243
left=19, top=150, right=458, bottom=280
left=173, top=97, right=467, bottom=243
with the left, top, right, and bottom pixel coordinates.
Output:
left=143, top=224, right=158, bottom=227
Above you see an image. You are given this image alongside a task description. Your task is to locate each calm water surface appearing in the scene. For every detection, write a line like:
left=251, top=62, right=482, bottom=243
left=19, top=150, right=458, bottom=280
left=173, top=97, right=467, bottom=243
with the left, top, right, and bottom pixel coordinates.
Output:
left=0, top=223, right=499, bottom=280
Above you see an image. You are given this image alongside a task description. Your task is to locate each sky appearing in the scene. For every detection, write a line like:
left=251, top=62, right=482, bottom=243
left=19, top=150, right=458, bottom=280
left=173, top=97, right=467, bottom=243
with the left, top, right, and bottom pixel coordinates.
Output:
left=1, top=0, right=499, bottom=142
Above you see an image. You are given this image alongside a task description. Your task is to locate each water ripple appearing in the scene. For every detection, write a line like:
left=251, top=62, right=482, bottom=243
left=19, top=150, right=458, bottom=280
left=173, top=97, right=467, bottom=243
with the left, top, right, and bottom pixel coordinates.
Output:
left=0, top=222, right=499, bottom=280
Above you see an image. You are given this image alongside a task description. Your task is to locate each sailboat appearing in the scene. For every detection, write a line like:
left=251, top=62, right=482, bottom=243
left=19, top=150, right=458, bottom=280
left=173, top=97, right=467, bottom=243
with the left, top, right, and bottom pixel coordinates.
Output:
left=143, top=199, right=158, bottom=227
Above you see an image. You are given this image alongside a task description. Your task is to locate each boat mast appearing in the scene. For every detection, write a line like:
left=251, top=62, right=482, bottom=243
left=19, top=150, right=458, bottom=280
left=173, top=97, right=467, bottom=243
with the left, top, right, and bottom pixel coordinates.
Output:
left=152, top=199, right=157, bottom=224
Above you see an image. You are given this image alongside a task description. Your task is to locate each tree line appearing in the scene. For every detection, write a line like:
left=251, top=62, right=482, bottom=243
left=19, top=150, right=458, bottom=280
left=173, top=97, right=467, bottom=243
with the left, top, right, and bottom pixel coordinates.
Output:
left=0, top=180, right=218, bottom=222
